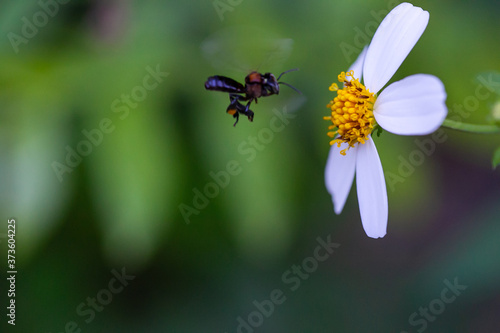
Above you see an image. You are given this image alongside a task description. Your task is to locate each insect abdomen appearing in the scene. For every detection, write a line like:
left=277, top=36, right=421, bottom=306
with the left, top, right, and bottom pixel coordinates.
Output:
left=204, top=76, right=245, bottom=93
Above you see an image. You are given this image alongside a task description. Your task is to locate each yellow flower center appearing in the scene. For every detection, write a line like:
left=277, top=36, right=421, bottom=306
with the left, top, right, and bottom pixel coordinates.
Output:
left=324, top=70, right=376, bottom=155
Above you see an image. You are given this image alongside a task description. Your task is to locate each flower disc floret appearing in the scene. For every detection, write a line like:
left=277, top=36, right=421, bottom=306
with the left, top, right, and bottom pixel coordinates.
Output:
left=324, top=70, right=376, bottom=155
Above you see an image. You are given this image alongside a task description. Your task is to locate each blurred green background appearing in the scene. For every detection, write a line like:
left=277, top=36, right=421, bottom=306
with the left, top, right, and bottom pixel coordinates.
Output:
left=1, top=0, right=500, bottom=332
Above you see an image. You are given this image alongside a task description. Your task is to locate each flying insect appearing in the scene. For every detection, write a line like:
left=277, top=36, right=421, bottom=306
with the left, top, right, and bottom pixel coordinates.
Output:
left=204, top=69, right=300, bottom=126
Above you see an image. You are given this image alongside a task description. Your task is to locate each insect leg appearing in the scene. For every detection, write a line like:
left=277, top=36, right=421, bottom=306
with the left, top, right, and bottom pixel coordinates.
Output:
left=239, top=99, right=254, bottom=123
left=244, top=98, right=255, bottom=113
left=227, top=94, right=254, bottom=126
left=232, top=111, right=240, bottom=126
left=227, top=94, right=242, bottom=126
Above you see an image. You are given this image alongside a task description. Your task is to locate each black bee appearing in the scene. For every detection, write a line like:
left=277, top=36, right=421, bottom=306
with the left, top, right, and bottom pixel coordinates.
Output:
left=205, top=69, right=300, bottom=126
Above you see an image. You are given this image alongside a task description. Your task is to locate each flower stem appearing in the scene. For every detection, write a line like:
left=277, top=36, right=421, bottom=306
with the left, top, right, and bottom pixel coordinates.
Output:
left=441, top=119, right=500, bottom=134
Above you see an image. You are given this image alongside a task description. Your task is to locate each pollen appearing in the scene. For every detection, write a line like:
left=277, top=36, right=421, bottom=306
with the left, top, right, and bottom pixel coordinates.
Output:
left=324, top=70, right=376, bottom=155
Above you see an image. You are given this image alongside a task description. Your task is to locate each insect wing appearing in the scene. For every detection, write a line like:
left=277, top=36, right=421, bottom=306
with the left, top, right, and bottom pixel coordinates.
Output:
left=201, top=26, right=294, bottom=76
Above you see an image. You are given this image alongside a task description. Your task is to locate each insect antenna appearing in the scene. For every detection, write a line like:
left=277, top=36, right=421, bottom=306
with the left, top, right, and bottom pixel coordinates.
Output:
left=277, top=68, right=299, bottom=80
left=278, top=81, right=302, bottom=95
left=277, top=68, right=301, bottom=94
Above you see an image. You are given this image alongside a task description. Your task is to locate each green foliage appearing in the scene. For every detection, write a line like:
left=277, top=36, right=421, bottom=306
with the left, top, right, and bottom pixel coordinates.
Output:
left=493, top=147, right=500, bottom=169
left=1, top=1, right=500, bottom=332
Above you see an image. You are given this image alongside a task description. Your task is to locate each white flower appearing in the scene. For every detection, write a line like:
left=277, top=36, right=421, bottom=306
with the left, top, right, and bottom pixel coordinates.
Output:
left=324, top=3, right=447, bottom=239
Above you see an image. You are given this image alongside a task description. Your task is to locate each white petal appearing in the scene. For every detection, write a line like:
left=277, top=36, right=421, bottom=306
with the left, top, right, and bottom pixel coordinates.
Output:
left=355, top=138, right=388, bottom=239
left=363, top=3, right=429, bottom=94
left=373, top=74, right=448, bottom=135
left=347, top=45, right=368, bottom=81
left=325, top=141, right=357, bottom=214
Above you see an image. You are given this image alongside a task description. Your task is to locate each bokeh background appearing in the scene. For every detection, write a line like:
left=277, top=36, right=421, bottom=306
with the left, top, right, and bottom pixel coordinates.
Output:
left=1, top=0, right=500, bottom=332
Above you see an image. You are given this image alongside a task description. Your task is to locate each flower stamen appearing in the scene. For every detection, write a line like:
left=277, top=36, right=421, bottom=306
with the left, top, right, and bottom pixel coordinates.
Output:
left=325, top=70, right=376, bottom=154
